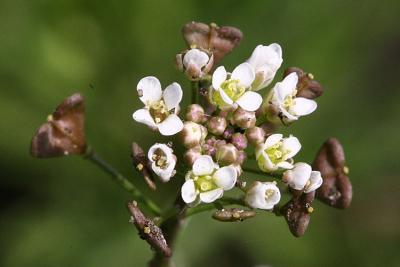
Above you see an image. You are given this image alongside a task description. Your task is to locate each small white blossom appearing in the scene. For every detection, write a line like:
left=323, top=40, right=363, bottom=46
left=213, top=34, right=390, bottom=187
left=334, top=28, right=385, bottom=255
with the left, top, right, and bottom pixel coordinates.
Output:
left=265, top=72, right=317, bottom=124
left=245, top=181, right=281, bottom=210
left=282, top=162, right=323, bottom=193
left=255, top=133, right=301, bottom=172
left=181, top=155, right=237, bottom=204
left=176, top=48, right=213, bottom=80
left=210, top=63, right=262, bottom=112
left=247, top=44, right=283, bottom=91
left=147, top=143, right=176, bottom=182
left=132, top=76, right=183, bottom=136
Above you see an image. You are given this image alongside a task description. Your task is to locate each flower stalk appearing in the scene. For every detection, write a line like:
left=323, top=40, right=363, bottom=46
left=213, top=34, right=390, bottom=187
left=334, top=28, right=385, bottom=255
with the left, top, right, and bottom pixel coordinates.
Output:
left=84, top=146, right=162, bottom=216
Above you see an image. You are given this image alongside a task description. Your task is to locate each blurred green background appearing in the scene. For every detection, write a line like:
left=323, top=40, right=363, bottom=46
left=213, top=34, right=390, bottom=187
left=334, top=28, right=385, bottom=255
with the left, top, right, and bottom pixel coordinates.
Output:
left=1, top=0, right=399, bottom=266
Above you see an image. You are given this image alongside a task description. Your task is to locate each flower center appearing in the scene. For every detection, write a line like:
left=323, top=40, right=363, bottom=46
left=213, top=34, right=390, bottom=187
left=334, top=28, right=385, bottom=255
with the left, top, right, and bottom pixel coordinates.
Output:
left=149, top=100, right=170, bottom=123
left=264, top=141, right=291, bottom=164
left=151, top=148, right=168, bottom=169
left=212, top=79, right=245, bottom=106
left=265, top=189, right=275, bottom=199
left=194, top=175, right=217, bottom=192
left=282, top=90, right=297, bottom=110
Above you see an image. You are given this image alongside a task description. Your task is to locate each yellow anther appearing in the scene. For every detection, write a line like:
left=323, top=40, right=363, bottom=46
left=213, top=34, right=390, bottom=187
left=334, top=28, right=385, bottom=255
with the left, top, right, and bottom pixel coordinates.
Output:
left=143, top=227, right=151, bottom=234
left=47, top=114, right=53, bottom=122
left=343, top=166, right=350, bottom=175
left=307, top=206, right=314, bottom=213
left=136, top=163, right=144, bottom=171
left=307, top=73, right=314, bottom=80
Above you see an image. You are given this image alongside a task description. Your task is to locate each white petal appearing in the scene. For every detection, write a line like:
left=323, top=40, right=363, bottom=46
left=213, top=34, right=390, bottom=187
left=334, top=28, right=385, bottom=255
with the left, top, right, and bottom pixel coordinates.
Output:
left=157, top=114, right=183, bottom=136
left=282, top=136, right=301, bottom=159
left=183, top=49, right=209, bottom=69
left=132, top=108, right=156, bottom=128
left=279, top=106, right=299, bottom=122
left=264, top=134, right=283, bottom=148
left=276, top=161, right=293, bottom=169
left=199, top=188, right=224, bottom=203
left=163, top=82, right=183, bottom=110
left=284, top=162, right=312, bottom=190
left=304, top=171, right=323, bottom=193
left=217, top=88, right=234, bottom=105
left=193, top=155, right=215, bottom=176
left=247, top=44, right=283, bottom=70
left=274, top=73, right=298, bottom=102
left=231, top=62, right=255, bottom=88
left=137, top=76, right=162, bottom=104
left=181, top=180, right=197, bottom=204
left=212, top=66, right=227, bottom=89
left=213, top=166, right=237, bottom=190
left=236, top=91, right=262, bottom=111
left=269, top=43, right=283, bottom=58
left=290, top=97, right=317, bottom=116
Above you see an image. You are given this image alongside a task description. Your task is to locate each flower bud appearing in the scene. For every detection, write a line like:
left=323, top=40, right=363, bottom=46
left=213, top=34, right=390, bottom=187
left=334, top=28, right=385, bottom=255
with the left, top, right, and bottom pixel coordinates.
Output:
left=183, top=145, right=202, bottom=166
left=231, top=133, right=248, bottom=150
left=222, top=126, right=235, bottom=140
left=231, top=108, right=256, bottom=129
left=246, top=127, right=265, bottom=145
left=179, top=121, right=207, bottom=148
left=216, top=143, right=239, bottom=166
left=236, top=150, right=247, bottom=165
left=207, top=116, right=227, bottom=136
left=245, top=181, right=281, bottom=210
left=176, top=48, right=214, bottom=80
left=185, top=104, right=205, bottom=123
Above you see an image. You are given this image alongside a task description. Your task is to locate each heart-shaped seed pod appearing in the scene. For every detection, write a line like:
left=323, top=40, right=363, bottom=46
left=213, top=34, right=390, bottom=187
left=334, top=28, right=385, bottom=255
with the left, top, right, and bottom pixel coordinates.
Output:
left=182, top=21, right=243, bottom=65
left=131, top=143, right=156, bottom=191
left=313, top=138, right=352, bottom=209
left=212, top=208, right=256, bottom=222
left=283, top=67, right=324, bottom=99
left=126, top=201, right=172, bottom=257
left=30, top=93, right=86, bottom=158
left=280, top=190, right=315, bottom=237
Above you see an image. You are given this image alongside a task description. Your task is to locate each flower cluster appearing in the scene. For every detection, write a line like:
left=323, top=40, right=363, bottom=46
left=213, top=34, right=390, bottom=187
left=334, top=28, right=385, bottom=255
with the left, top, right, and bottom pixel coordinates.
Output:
left=127, top=21, right=346, bottom=237
left=31, top=22, right=352, bottom=255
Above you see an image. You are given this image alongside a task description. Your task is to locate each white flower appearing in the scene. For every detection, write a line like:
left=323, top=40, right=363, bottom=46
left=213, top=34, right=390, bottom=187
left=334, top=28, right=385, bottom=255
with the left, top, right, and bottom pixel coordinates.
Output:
left=282, top=162, right=323, bottom=193
left=148, top=143, right=176, bottom=182
left=210, top=63, right=262, bottom=112
left=247, top=44, right=283, bottom=91
left=265, top=72, right=317, bottom=124
left=181, top=155, right=237, bottom=204
left=176, top=48, right=213, bottom=80
left=245, top=181, right=281, bottom=210
left=255, top=134, right=301, bottom=172
left=132, top=76, right=184, bottom=136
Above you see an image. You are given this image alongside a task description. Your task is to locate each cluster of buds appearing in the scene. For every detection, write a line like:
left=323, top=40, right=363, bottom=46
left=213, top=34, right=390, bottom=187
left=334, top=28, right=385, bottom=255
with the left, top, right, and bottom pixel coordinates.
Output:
left=30, top=21, right=353, bottom=260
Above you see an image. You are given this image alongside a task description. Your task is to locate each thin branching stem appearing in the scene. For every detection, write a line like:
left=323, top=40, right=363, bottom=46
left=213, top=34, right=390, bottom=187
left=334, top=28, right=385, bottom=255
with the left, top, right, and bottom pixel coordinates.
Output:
left=84, top=146, right=162, bottom=216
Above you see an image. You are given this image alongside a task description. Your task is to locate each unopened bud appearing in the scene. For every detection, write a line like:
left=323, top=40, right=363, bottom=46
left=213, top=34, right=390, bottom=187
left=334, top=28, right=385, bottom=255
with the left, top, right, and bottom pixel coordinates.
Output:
left=207, top=116, right=227, bottom=136
left=175, top=48, right=214, bottom=80
left=222, top=126, right=235, bottom=140
left=185, top=104, right=205, bottom=123
left=216, top=143, right=239, bottom=166
left=179, top=121, right=207, bottom=148
left=246, top=127, right=266, bottom=145
left=236, top=150, right=247, bottom=165
left=231, top=108, right=256, bottom=129
left=183, top=145, right=202, bottom=166
left=231, top=133, right=248, bottom=150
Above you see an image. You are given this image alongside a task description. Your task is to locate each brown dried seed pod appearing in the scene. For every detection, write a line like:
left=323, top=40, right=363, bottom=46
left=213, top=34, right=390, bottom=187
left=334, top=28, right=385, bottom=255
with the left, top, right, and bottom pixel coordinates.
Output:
left=131, top=143, right=157, bottom=191
left=212, top=208, right=256, bottom=222
left=126, top=201, right=172, bottom=257
left=280, top=191, right=315, bottom=237
left=182, top=21, right=243, bottom=65
left=313, top=138, right=352, bottom=209
left=30, top=93, right=86, bottom=158
left=283, top=67, right=324, bottom=99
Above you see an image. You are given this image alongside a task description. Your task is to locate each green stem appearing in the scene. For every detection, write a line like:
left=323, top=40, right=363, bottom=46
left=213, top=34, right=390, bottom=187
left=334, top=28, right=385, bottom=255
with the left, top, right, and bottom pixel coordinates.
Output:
left=191, top=81, right=199, bottom=104
left=84, top=147, right=162, bottom=216
left=243, top=166, right=281, bottom=179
